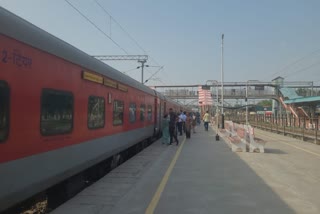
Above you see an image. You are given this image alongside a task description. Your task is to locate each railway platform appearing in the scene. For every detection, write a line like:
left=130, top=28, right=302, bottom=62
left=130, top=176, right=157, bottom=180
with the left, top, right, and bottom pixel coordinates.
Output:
left=52, top=124, right=320, bottom=214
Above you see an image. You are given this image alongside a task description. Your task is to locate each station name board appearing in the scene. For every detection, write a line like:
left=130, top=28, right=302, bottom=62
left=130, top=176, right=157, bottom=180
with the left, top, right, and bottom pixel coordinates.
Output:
left=82, top=71, right=103, bottom=84
left=104, top=78, right=117, bottom=89
left=82, top=70, right=128, bottom=93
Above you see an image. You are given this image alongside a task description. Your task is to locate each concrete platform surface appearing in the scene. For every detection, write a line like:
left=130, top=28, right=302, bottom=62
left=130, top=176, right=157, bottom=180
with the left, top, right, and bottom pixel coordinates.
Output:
left=52, top=125, right=320, bottom=214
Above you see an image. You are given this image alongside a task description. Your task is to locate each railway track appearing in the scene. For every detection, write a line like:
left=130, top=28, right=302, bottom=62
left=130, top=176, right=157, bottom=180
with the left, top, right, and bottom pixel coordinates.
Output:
left=2, top=139, right=155, bottom=214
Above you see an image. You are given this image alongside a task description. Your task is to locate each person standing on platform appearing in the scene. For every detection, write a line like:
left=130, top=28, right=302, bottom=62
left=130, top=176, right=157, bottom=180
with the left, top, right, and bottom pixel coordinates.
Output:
left=203, top=111, right=210, bottom=131
left=161, top=114, right=170, bottom=144
left=169, top=108, right=179, bottom=145
left=196, top=112, right=201, bottom=125
left=182, top=111, right=187, bottom=134
left=192, top=113, right=196, bottom=133
left=177, top=110, right=183, bottom=136
left=185, top=112, right=192, bottom=138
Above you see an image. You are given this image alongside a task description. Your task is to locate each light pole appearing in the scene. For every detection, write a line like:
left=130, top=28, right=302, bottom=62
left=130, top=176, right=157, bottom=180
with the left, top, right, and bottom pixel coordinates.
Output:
left=246, top=82, right=248, bottom=125
left=221, top=34, right=225, bottom=129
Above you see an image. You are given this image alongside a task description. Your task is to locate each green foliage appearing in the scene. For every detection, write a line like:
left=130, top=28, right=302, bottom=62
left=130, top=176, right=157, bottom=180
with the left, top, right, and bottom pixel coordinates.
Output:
left=256, top=100, right=272, bottom=107
left=296, top=88, right=307, bottom=96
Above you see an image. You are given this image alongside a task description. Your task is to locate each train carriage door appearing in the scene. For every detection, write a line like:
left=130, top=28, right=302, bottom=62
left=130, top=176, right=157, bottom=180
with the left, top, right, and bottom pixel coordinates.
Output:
left=0, top=81, right=9, bottom=142
left=159, top=99, right=164, bottom=129
left=154, top=97, right=158, bottom=135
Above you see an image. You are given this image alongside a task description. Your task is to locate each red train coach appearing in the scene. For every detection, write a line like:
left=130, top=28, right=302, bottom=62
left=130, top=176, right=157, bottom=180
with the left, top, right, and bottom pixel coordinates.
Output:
left=0, top=7, right=182, bottom=212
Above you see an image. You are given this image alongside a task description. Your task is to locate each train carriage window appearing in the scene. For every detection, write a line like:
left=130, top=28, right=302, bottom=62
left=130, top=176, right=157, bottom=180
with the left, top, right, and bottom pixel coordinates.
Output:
left=41, top=89, right=73, bottom=135
left=140, top=104, right=145, bottom=121
left=0, top=81, right=9, bottom=142
left=147, top=105, right=152, bottom=121
left=88, top=96, right=105, bottom=129
left=113, top=100, right=124, bottom=126
left=129, top=103, right=136, bottom=123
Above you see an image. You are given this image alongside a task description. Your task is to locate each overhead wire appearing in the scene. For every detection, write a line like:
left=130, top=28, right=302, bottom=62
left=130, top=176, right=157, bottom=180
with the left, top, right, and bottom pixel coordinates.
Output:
left=282, top=60, right=320, bottom=78
left=122, top=67, right=139, bottom=74
left=94, top=1, right=147, bottom=54
left=93, top=0, right=161, bottom=67
left=144, top=66, right=164, bottom=83
left=64, top=0, right=129, bottom=54
left=66, top=0, right=166, bottom=84
left=267, top=48, right=320, bottom=79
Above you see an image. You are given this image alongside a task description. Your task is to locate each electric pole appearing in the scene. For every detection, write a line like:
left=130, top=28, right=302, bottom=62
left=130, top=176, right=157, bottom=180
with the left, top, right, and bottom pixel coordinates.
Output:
left=92, top=55, right=148, bottom=83
left=221, top=34, right=225, bottom=129
left=138, top=59, right=147, bottom=84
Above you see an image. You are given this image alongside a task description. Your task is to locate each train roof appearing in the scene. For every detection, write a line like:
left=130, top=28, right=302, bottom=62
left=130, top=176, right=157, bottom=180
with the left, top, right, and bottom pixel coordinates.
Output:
left=153, top=90, right=165, bottom=100
left=0, top=7, right=155, bottom=95
left=165, top=96, right=183, bottom=107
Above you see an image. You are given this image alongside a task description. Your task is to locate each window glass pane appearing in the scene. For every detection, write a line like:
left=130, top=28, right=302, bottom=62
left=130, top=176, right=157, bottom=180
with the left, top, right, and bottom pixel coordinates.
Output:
left=147, top=105, right=152, bottom=121
left=129, top=103, right=136, bottom=123
left=41, top=89, right=73, bottom=135
left=88, top=96, right=105, bottom=129
left=113, top=100, right=124, bottom=125
left=140, top=104, right=145, bottom=121
left=0, top=81, right=9, bottom=142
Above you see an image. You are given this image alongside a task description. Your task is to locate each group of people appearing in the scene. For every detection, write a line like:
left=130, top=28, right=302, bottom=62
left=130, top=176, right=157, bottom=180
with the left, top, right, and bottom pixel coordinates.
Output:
left=161, top=108, right=198, bottom=145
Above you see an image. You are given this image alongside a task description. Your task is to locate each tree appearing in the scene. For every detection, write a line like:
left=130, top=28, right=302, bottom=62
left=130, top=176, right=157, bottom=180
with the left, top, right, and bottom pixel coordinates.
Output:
left=256, top=100, right=272, bottom=107
left=296, top=88, right=307, bottom=96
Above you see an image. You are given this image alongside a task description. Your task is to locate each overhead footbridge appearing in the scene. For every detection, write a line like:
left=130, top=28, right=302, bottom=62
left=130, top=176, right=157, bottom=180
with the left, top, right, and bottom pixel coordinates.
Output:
left=151, top=81, right=316, bottom=101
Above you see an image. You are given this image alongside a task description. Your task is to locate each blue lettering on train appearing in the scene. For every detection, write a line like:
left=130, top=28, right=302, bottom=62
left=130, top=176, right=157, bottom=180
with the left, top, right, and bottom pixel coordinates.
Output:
left=1, top=49, right=32, bottom=69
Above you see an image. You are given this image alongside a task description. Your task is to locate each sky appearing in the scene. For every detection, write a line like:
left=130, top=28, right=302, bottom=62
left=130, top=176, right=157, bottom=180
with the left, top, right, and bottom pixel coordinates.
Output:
left=1, top=0, right=320, bottom=87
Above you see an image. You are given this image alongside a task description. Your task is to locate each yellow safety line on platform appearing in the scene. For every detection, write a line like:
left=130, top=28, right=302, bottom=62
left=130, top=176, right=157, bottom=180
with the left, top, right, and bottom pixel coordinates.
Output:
left=145, top=137, right=186, bottom=214
left=279, top=141, right=320, bottom=159
left=257, top=131, right=320, bottom=159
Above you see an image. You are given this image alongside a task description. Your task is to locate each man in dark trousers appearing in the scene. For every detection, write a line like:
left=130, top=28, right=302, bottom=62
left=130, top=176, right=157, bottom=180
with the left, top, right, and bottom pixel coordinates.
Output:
left=168, top=108, right=179, bottom=145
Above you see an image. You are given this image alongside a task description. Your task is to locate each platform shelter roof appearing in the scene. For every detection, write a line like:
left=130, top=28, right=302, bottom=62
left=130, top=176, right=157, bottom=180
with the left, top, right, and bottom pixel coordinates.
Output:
left=284, top=96, right=320, bottom=104
left=279, top=88, right=302, bottom=100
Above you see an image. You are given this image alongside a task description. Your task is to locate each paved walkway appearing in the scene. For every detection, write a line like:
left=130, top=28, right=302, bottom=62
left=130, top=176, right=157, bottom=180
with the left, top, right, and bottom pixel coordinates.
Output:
left=53, top=124, right=320, bottom=214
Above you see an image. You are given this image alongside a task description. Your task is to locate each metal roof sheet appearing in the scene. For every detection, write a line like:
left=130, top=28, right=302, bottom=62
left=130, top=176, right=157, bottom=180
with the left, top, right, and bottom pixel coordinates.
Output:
left=279, top=88, right=302, bottom=99
left=284, top=96, right=320, bottom=104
